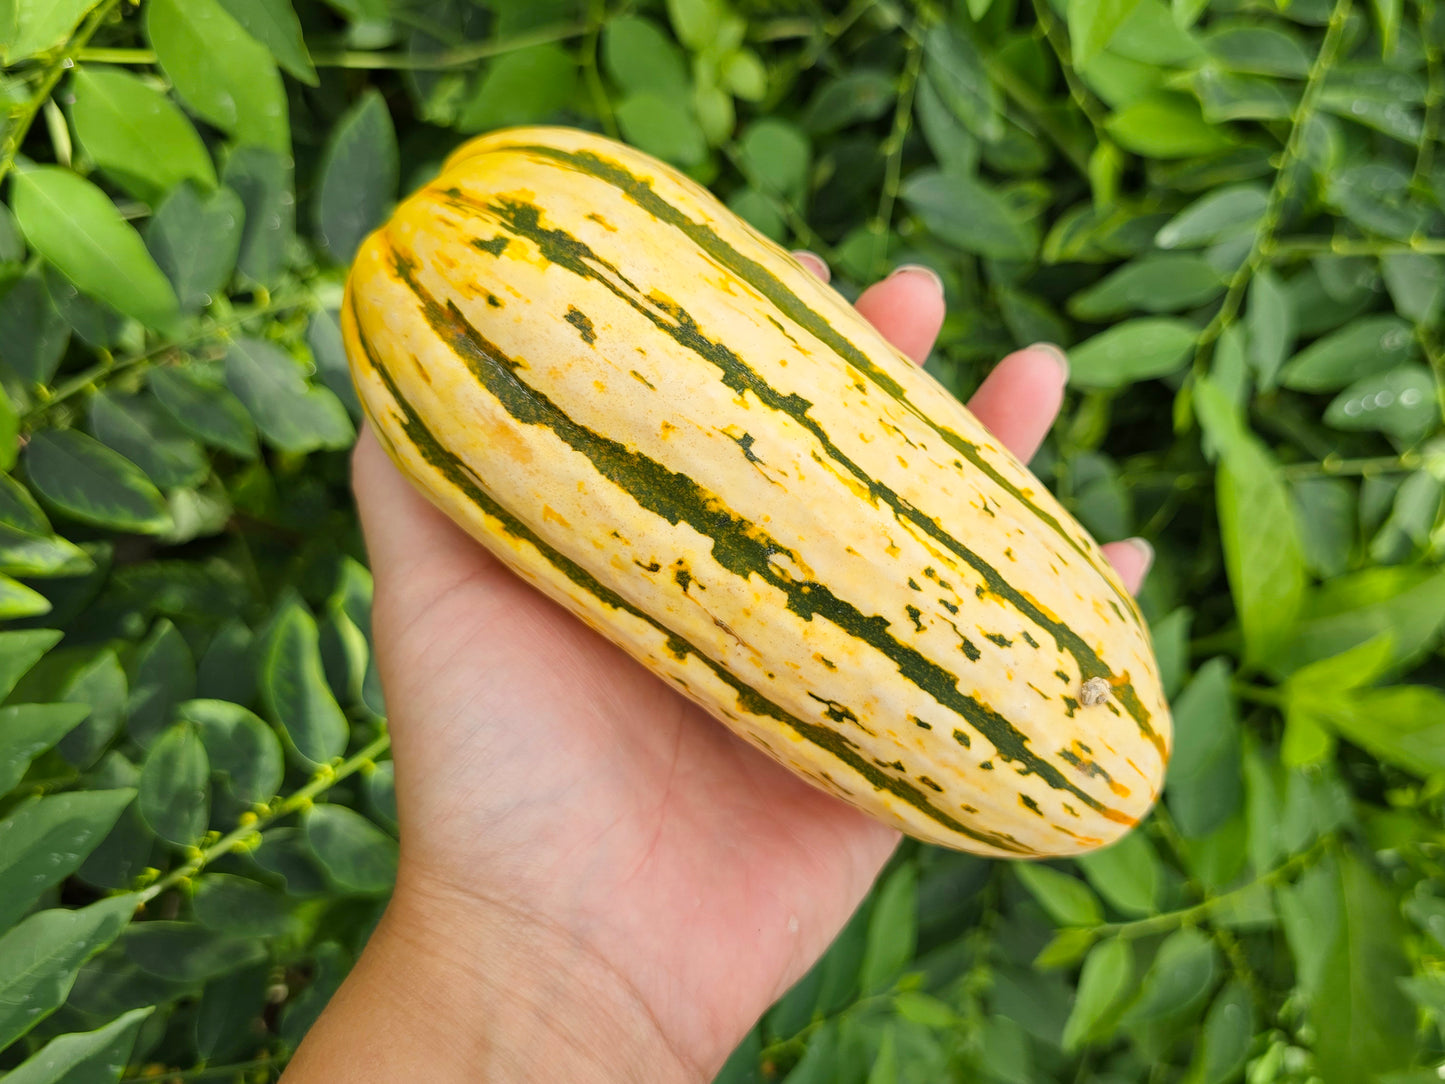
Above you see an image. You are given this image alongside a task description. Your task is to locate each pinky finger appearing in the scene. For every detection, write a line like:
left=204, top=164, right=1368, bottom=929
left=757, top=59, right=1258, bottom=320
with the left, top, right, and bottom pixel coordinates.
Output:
left=1101, top=539, right=1153, bottom=597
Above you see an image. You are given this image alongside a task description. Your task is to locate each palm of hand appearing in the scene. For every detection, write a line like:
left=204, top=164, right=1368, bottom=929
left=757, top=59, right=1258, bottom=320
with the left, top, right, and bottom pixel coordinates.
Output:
left=352, top=264, right=1149, bottom=1076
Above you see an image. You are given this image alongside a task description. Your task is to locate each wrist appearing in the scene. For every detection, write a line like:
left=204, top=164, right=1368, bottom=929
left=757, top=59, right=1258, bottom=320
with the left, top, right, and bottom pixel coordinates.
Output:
left=286, top=864, right=704, bottom=1083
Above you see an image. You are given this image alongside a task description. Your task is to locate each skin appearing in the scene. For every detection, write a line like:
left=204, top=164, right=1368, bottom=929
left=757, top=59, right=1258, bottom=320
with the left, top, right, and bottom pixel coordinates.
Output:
left=282, top=261, right=1151, bottom=1083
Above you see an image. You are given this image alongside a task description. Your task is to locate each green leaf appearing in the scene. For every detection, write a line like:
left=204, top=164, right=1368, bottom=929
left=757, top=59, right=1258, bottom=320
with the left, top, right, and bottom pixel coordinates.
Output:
left=125, top=618, right=196, bottom=749
left=1166, top=658, right=1243, bottom=837
left=1061, top=937, right=1133, bottom=1050
left=901, top=169, right=1037, bottom=260
left=122, top=921, right=267, bottom=981
left=801, top=71, right=895, bottom=134
left=1033, top=926, right=1098, bottom=969
left=457, top=43, right=578, bottom=132
left=315, top=89, right=398, bottom=265
left=1068, top=318, right=1197, bottom=388
left=0, top=895, right=136, bottom=1050
left=1105, top=93, right=1232, bottom=157
left=216, top=0, right=316, bottom=84
left=1278, top=852, right=1414, bottom=1084
left=1275, top=567, right=1445, bottom=678
left=38, top=263, right=122, bottom=350
left=196, top=621, right=255, bottom=705
left=1076, top=830, right=1161, bottom=916
left=0, top=368, right=16, bottom=473
left=1308, top=685, right=1445, bottom=776
left=262, top=601, right=349, bottom=764
left=922, top=24, right=1003, bottom=143
left=146, top=0, right=288, bottom=152
left=859, top=862, right=917, bottom=994
left=192, top=873, right=293, bottom=936
left=138, top=721, right=210, bottom=845
left=1381, top=253, right=1445, bottom=326
left=56, top=648, right=127, bottom=767
left=223, top=146, right=294, bottom=286
left=180, top=698, right=283, bottom=805
left=1245, top=268, right=1293, bottom=389
left=307, top=308, right=362, bottom=419
left=0, top=627, right=61, bottom=701
left=1068, top=255, right=1223, bottom=319
left=0, top=1006, right=152, bottom=1084
left=721, top=49, right=766, bottom=102
left=1015, top=863, right=1104, bottom=926
left=88, top=391, right=208, bottom=490
left=1183, top=981, right=1255, bottom=1084
left=1326, top=164, right=1429, bottom=241
left=149, top=365, right=258, bottom=459
left=0, top=789, right=135, bottom=931
left=736, top=120, right=811, bottom=201
left=665, top=0, right=721, bottom=50
left=602, top=16, right=688, bottom=97
left=5, top=0, right=99, bottom=62
left=68, top=65, right=216, bottom=204
left=11, top=166, right=180, bottom=334
left=615, top=93, right=708, bottom=169
left=0, top=573, right=49, bottom=618
left=303, top=804, right=398, bottom=895
left=1118, top=927, right=1218, bottom=1024
left=1280, top=316, right=1417, bottom=391
left=0, top=271, right=69, bottom=386
left=0, top=702, right=88, bottom=793
left=224, top=337, right=354, bottom=454
left=145, top=183, right=245, bottom=314
left=1194, top=378, right=1307, bottom=668
left=1203, top=23, right=1312, bottom=77
left=1155, top=184, right=1268, bottom=248
left=1324, top=366, right=1437, bottom=443
left=23, top=429, right=171, bottom=534
left=1068, top=0, right=1143, bottom=65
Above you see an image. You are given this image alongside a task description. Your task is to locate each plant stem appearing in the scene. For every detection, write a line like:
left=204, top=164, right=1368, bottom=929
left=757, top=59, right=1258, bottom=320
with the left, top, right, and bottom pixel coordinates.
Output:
left=1413, top=0, right=1443, bottom=193
left=308, top=20, right=590, bottom=70
left=139, top=732, right=391, bottom=903
left=979, top=49, right=1093, bottom=177
left=0, top=0, right=122, bottom=187
left=1029, top=0, right=1112, bottom=137
left=120, top=1054, right=287, bottom=1083
left=75, top=46, right=155, bottom=64
left=582, top=0, right=619, bottom=140
left=869, top=27, right=924, bottom=279
left=1268, top=235, right=1445, bottom=259
left=1192, top=0, right=1354, bottom=373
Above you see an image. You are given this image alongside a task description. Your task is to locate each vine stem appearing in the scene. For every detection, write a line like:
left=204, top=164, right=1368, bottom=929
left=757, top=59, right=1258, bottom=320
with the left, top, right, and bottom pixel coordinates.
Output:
left=869, top=25, right=924, bottom=280
left=1413, top=0, right=1442, bottom=193
left=1028, top=0, right=1112, bottom=138
left=1267, top=235, right=1445, bottom=259
left=121, top=1054, right=286, bottom=1083
left=582, top=0, right=618, bottom=141
left=138, top=731, right=392, bottom=904
left=0, top=0, right=122, bottom=187
left=1191, top=0, right=1354, bottom=373
left=21, top=290, right=314, bottom=429
left=307, top=20, right=590, bottom=70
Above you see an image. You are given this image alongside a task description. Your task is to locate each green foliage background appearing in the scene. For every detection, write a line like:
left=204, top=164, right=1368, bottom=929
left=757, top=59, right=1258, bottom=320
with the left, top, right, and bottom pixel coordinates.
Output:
left=0, top=0, right=1443, bottom=1080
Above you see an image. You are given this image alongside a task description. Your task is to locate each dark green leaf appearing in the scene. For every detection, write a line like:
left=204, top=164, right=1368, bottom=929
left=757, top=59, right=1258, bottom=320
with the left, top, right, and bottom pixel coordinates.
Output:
left=0, top=1006, right=152, bottom=1084
left=261, top=600, right=349, bottom=764
left=737, top=120, right=811, bottom=201
left=1165, top=657, right=1242, bottom=836
left=123, top=920, right=268, bottom=981
left=196, top=621, right=256, bottom=704
left=180, top=698, right=283, bottom=805
left=1068, top=318, right=1197, bottom=388
left=307, top=308, right=362, bottom=420
left=1076, top=831, right=1161, bottom=916
left=801, top=71, right=895, bottom=134
left=12, top=166, right=180, bottom=334
left=922, top=24, right=1003, bottom=142
left=146, top=0, right=288, bottom=152
left=0, top=702, right=88, bottom=793
left=303, top=804, right=398, bottom=895
left=0, top=789, right=135, bottom=931
left=1068, top=255, right=1223, bottom=319
left=1204, top=22, right=1312, bottom=76
left=1324, top=366, right=1437, bottom=442
left=859, top=862, right=917, bottom=994
left=68, top=65, right=215, bottom=204
left=125, top=618, right=196, bottom=749
left=56, top=648, right=127, bottom=767
left=216, top=0, right=316, bottom=84
left=1280, top=316, right=1417, bottom=391
left=88, top=390, right=209, bottom=490
left=457, top=43, right=578, bottom=131
left=1015, top=863, right=1104, bottom=926
left=0, top=895, right=135, bottom=1050
left=1119, top=927, right=1218, bottom=1024
left=1291, top=477, right=1355, bottom=579
left=192, top=872, right=293, bottom=936
left=149, top=364, right=258, bottom=459
left=145, top=183, right=245, bottom=314
left=0, top=627, right=61, bottom=701
left=222, top=146, right=295, bottom=286
left=224, top=337, right=354, bottom=453
left=315, top=89, right=398, bottom=265
left=1156, top=184, right=1268, bottom=248
left=23, top=428, right=170, bottom=533
left=0, top=271, right=69, bottom=387
left=1245, top=268, right=1293, bottom=389
left=138, top=721, right=210, bottom=845
left=39, top=263, right=122, bottom=349
left=901, top=169, right=1038, bottom=260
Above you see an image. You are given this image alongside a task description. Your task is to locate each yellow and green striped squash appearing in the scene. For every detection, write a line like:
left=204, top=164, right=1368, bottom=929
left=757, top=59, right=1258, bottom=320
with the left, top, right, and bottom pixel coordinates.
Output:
left=341, top=126, right=1171, bottom=857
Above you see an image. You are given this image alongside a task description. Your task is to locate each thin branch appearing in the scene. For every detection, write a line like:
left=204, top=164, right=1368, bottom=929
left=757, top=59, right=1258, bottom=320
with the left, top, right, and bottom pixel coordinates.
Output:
left=307, top=20, right=590, bottom=71
left=869, top=27, right=925, bottom=279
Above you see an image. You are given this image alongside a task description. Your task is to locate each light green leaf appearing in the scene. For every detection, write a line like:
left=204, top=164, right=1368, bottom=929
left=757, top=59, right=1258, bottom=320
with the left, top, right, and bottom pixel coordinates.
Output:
left=68, top=66, right=216, bottom=204
left=11, top=166, right=180, bottom=334
left=1068, top=255, right=1223, bottom=319
left=1068, top=0, right=1143, bottom=65
left=262, top=601, right=349, bottom=764
left=224, top=337, right=354, bottom=454
left=1310, top=685, right=1445, bottom=776
left=146, top=0, right=288, bottom=152
left=303, top=804, right=398, bottom=895
left=1105, top=93, right=1232, bottom=157
left=315, top=89, right=398, bottom=265
left=1194, top=378, right=1307, bottom=668
left=0, top=373, right=16, bottom=473
left=5, top=0, right=98, bottom=62
left=1325, top=366, right=1437, bottom=442
left=737, top=120, right=811, bottom=201
left=859, top=862, right=917, bottom=994
left=145, top=183, right=245, bottom=314
left=901, top=168, right=1037, bottom=260
left=138, top=721, right=210, bottom=845
left=1120, top=927, right=1218, bottom=1024
left=1280, top=316, right=1417, bottom=391
left=721, top=49, right=766, bottom=102
left=0, top=895, right=135, bottom=1050
left=217, top=0, right=316, bottom=84
left=23, top=428, right=171, bottom=534
left=0, top=522, right=91, bottom=579
left=665, top=0, right=721, bottom=50
left=457, top=43, right=577, bottom=132
left=180, top=698, right=283, bottom=805
left=1016, top=863, right=1104, bottom=927
left=1033, top=926, right=1098, bottom=969
left=1156, top=184, right=1268, bottom=248
left=0, top=703, right=88, bottom=794
left=0, top=628, right=61, bottom=702
left=0, top=1006, right=152, bottom=1084
left=1062, top=937, right=1133, bottom=1050
left=615, top=93, right=708, bottom=169
left=1245, top=268, right=1293, bottom=389
left=602, top=16, right=688, bottom=97
left=1076, top=831, right=1161, bottom=916
left=1068, top=318, right=1197, bottom=388
left=0, top=573, right=49, bottom=618
left=0, top=789, right=135, bottom=931
left=1165, top=658, right=1242, bottom=837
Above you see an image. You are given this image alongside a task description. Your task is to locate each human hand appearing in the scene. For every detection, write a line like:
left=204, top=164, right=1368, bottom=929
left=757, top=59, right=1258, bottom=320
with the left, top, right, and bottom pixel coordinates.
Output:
left=286, top=258, right=1152, bottom=1083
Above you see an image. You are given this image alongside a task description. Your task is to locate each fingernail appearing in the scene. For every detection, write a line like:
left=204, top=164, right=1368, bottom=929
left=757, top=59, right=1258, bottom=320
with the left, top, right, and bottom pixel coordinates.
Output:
left=889, top=263, right=944, bottom=296
left=1030, top=342, right=1070, bottom=384
left=792, top=250, right=831, bottom=283
left=1124, top=537, right=1154, bottom=574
